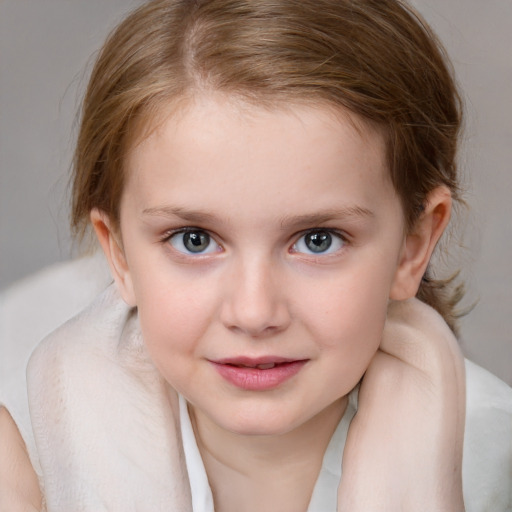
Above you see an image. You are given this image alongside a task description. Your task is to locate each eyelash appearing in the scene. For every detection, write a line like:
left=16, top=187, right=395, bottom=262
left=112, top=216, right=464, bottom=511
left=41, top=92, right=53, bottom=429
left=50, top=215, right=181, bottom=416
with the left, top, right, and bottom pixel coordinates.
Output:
left=291, top=228, right=349, bottom=257
left=159, top=227, right=349, bottom=258
left=160, top=227, right=222, bottom=256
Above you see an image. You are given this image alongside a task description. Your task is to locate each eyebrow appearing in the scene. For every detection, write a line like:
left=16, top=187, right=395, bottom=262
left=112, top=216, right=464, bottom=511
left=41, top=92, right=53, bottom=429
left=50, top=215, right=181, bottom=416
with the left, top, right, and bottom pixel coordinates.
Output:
left=141, top=205, right=374, bottom=227
left=142, top=206, right=217, bottom=223
left=279, top=207, right=374, bottom=230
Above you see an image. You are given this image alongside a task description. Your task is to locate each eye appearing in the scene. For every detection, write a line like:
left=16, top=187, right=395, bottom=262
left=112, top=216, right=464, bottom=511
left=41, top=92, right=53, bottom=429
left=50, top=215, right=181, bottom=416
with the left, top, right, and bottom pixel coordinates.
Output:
left=168, top=229, right=221, bottom=255
left=292, top=230, right=346, bottom=255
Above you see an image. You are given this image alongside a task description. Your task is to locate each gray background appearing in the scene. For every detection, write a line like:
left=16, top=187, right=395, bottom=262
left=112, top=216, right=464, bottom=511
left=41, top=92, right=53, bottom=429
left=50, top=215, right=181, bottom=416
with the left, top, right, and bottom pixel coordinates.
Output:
left=0, top=0, right=511, bottom=384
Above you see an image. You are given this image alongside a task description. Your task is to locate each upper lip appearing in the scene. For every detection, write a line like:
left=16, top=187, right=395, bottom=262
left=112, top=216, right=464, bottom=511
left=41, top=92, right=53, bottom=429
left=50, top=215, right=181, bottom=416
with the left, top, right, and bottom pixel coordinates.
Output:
left=211, top=356, right=306, bottom=366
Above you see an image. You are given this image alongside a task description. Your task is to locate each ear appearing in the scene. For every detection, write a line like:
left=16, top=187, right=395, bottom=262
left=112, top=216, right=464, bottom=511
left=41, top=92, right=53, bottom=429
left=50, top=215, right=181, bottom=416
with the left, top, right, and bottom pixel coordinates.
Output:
left=390, top=186, right=452, bottom=300
left=90, top=208, right=137, bottom=307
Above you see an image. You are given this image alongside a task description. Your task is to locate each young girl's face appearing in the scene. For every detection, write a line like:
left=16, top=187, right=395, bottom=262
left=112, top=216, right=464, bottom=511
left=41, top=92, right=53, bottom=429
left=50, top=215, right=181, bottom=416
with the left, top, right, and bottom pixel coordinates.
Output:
left=111, top=94, right=408, bottom=436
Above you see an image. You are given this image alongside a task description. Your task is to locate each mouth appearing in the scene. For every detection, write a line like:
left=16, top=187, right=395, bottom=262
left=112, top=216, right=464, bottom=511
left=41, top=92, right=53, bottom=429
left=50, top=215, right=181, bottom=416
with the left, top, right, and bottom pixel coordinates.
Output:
left=210, top=357, right=308, bottom=391
left=229, top=362, right=280, bottom=370
left=213, top=356, right=303, bottom=366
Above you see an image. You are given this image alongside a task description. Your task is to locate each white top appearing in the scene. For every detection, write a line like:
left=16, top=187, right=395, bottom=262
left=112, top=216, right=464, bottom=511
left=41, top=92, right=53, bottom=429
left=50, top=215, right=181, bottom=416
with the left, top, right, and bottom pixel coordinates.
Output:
left=1, top=255, right=511, bottom=511
left=179, top=393, right=357, bottom=512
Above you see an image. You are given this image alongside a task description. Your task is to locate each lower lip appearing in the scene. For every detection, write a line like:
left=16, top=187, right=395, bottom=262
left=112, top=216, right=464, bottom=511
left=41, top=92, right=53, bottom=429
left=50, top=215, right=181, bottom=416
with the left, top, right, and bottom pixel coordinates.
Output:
left=211, top=361, right=307, bottom=391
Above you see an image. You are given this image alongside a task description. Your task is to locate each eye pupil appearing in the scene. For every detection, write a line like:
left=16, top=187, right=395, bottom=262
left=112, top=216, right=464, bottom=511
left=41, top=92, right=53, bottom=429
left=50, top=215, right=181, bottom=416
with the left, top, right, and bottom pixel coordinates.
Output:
left=305, top=231, right=332, bottom=253
left=184, top=231, right=210, bottom=252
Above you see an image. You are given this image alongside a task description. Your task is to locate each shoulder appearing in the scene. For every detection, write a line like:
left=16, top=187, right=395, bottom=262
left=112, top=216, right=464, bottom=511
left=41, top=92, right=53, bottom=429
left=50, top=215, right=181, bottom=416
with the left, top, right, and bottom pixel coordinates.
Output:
left=26, top=286, right=188, bottom=509
left=26, top=283, right=139, bottom=430
left=0, top=407, right=42, bottom=512
left=1, top=252, right=111, bottom=350
left=463, top=359, right=512, bottom=512
left=0, top=253, right=111, bottom=475
left=0, top=253, right=111, bottom=405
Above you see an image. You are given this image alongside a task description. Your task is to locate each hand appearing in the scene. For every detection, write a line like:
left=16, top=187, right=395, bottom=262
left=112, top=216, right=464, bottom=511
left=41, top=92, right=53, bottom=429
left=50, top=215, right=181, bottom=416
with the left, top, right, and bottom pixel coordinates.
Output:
left=0, top=407, right=43, bottom=512
left=338, top=298, right=466, bottom=511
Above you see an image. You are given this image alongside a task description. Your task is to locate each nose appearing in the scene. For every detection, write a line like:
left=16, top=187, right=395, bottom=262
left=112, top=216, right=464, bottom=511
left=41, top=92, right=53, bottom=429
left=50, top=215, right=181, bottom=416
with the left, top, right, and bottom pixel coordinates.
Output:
left=220, top=256, right=291, bottom=338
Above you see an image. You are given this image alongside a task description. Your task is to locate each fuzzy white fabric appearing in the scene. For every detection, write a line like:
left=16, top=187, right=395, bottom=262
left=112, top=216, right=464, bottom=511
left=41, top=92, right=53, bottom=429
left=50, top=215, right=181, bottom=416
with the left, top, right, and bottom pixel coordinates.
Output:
left=27, top=285, right=192, bottom=511
left=0, top=252, right=112, bottom=477
left=1, top=255, right=511, bottom=511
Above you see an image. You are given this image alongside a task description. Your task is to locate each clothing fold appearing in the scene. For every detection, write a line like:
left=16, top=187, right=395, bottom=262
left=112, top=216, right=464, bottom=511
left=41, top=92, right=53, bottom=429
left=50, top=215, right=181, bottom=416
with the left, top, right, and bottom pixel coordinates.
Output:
left=27, top=285, right=192, bottom=511
left=1, top=259, right=510, bottom=511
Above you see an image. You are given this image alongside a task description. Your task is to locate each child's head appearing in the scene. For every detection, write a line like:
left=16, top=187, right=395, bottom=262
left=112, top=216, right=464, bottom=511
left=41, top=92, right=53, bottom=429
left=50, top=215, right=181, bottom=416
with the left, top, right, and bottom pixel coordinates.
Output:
left=72, top=0, right=462, bottom=327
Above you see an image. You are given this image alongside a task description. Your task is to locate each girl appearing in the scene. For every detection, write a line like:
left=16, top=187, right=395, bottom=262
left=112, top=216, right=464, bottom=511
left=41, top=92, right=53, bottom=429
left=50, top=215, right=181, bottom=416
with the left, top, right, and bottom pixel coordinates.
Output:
left=1, top=0, right=510, bottom=510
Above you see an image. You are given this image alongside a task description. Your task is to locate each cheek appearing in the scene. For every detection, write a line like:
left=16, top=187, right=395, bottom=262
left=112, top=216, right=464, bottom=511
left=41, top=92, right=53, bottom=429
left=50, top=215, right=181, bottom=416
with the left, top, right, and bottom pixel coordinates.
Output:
left=320, top=297, right=385, bottom=394
left=133, top=272, right=219, bottom=371
left=136, top=297, right=209, bottom=392
left=301, top=268, right=390, bottom=341
left=296, top=267, right=390, bottom=385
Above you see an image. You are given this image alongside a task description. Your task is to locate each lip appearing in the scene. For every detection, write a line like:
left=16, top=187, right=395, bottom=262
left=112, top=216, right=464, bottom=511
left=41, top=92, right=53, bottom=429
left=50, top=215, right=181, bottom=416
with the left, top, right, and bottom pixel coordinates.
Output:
left=210, top=356, right=308, bottom=391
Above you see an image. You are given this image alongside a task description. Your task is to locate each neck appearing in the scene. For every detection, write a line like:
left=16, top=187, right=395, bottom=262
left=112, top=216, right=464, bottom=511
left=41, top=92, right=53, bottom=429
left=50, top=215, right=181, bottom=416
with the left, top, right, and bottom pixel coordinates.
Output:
left=189, top=397, right=347, bottom=512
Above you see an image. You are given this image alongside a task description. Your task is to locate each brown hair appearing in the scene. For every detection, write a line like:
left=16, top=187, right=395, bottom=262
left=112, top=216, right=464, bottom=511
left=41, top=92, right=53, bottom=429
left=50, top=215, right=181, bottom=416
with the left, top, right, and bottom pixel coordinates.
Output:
left=71, top=0, right=464, bottom=330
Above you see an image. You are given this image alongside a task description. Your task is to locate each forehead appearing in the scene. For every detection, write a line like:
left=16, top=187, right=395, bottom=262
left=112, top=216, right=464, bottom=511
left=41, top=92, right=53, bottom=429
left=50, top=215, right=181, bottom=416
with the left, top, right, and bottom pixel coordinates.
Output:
left=128, top=92, right=385, bottom=164
left=122, top=94, right=397, bottom=222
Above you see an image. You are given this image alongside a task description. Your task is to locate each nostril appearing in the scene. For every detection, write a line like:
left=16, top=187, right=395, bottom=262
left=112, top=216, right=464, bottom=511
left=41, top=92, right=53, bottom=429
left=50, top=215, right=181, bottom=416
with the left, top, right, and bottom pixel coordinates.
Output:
left=219, top=270, right=291, bottom=336
left=227, top=323, right=282, bottom=338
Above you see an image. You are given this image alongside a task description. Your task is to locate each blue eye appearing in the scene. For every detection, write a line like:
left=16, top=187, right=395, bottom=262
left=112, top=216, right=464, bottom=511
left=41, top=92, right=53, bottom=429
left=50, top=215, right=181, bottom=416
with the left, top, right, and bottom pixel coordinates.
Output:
left=292, top=230, right=345, bottom=255
left=168, top=230, right=221, bottom=255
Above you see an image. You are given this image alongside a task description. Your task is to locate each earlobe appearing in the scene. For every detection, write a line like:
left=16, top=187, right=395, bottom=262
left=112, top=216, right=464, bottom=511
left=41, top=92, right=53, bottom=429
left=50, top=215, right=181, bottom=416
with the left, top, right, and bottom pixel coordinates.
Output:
left=90, top=208, right=137, bottom=307
left=390, top=187, right=452, bottom=301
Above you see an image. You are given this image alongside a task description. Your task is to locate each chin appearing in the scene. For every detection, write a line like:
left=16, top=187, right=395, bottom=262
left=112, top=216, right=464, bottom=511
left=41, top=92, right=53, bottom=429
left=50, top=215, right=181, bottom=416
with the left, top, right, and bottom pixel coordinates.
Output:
left=226, top=419, right=297, bottom=437
left=214, top=403, right=310, bottom=437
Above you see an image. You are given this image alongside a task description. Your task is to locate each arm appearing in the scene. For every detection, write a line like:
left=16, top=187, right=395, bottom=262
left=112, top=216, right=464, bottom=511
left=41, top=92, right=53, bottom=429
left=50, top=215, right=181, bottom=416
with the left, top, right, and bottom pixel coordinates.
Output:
left=338, top=299, right=466, bottom=511
left=0, top=407, right=43, bottom=512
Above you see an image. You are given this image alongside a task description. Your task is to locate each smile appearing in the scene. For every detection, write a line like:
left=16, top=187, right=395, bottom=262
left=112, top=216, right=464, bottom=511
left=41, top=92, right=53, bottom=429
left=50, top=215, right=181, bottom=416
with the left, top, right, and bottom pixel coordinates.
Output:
left=230, top=362, right=277, bottom=370
left=210, top=357, right=308, bottom=391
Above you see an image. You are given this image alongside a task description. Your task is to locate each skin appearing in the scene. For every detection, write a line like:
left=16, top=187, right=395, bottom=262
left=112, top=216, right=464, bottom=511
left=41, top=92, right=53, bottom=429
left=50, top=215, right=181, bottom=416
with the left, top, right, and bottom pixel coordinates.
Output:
left=0, top=407, right=42, bottom=511
left=108, top=95, right=406, bottom=438
left=92, top=94, right=462, bottom=511
left=339, top=298, right=466, bottom=511
left=0, top=94, right=464, bottom=511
